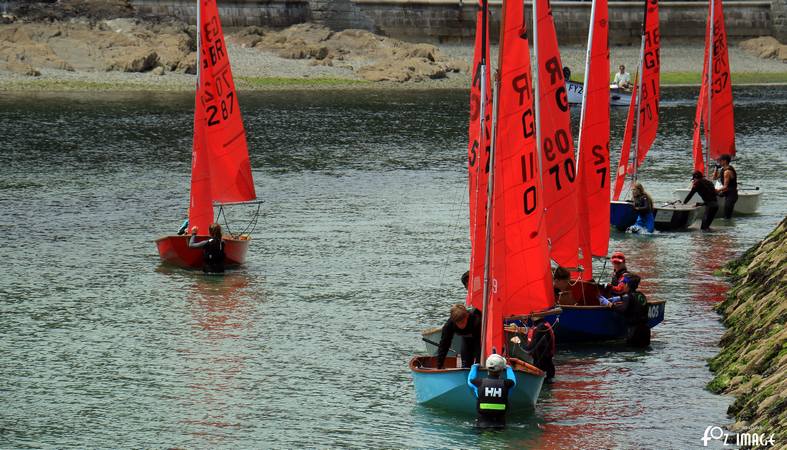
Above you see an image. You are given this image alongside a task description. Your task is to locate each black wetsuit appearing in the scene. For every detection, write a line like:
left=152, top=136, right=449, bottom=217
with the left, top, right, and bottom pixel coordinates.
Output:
left=525, top=322, right=556, bottom=381
left=436, top=308, right=482, bottom=369
left=719, top=166, right=738, bottom=219
left=202, top=238, right=226, bottom=273
left=684, top=178, right=719, bottom=230
left=189, top=235, right=226, bottom=273
left=611, top=292, right=650, bottom=348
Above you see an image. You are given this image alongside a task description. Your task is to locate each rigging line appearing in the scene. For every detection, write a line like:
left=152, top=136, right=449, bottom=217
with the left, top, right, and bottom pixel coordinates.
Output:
left=436, top=174, right=470, bottom=293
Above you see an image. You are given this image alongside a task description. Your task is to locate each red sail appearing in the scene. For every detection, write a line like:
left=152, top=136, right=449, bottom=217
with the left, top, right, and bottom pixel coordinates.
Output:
left=484, top=0, right=554, bottom=356
left=692, top=43, right=709, bottom=174
left=199, top=0, right=256, bottom=204
left=535, top=0, right=579, bottom=269
left=576, top=0, right=610, bottom=278
left=189, top=95, right=215, bottom=234
left=467, top=0, right=493, bottom=311
left=612, top=83, right=638, bottom=201
left=706, top=0, right=736, bottom=161
left=634, top=0, right=660, bottom=167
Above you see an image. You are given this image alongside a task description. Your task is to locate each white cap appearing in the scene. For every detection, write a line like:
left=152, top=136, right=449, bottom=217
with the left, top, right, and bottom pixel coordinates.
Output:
left=486, top=354, right=506, bottom=372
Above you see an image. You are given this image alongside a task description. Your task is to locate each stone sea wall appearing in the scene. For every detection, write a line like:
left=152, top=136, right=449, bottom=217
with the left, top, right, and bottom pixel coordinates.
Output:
left=709, top=217, right=787, bottom=447
left=122, top=0, right=775, bottom=44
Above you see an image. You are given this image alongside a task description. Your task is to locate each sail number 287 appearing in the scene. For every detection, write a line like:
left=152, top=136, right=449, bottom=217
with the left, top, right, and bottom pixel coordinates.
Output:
left=207, top=91, right=234, bottom=126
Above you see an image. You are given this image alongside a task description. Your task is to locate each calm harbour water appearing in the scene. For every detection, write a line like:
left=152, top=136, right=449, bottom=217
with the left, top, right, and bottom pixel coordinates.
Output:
left=1, top=86, right=785, bottom=448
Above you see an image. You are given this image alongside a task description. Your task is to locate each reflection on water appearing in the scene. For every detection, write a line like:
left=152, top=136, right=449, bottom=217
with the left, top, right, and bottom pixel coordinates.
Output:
left=0, top=87, right=785, bottom=448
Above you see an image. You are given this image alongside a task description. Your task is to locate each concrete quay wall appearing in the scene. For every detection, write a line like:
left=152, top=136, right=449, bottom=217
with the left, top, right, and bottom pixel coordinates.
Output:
left=127, top=0, right=776, bottom=44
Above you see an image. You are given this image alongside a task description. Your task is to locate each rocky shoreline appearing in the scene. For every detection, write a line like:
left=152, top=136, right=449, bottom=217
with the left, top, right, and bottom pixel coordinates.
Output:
left=709, top=218, right=787, bottom=448
left=1, top=1, right=786, bottom=91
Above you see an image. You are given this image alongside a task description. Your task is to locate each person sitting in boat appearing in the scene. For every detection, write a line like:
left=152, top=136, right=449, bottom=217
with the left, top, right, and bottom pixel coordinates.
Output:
left=601, top=251, right=629, bottom=295
left=524, top=317, right=556, bottom=383
left=553, top=266, right=574, bottom=305
left=461, top=270, right=470, bottom=290
left=188, top=223, right=226, bottom=273
left=683, top=170, right=719, bottom=231
left=627, top=183, right=655, bottom=234
left=436, top=303, right=482, bottom=369
left=713, top=154, right=738, bottom=219
left=614, top=64, right=632, bottom=91
left=599, top=274, right=650, bottom=347
left=467, top=354, right=516, bottom=429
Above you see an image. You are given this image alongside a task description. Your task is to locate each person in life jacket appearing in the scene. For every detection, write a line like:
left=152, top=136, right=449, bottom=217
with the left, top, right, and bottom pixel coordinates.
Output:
left=713, top=154, right=739, bottom=219
left=599, top=274, right=650, bottom=348
left=188, top=223, right=226, bottom=273
left=524, top=317, right=556, bottom=382
left=599, top=251, right=629, bottom=295
left=467, top=354, right=516, bottom=429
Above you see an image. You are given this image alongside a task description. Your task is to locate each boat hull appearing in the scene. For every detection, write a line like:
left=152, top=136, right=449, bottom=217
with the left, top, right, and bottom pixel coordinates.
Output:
left=653, top=203, right=700, bottom=231
left=155, top=235, right=250, bottom=269
left=409, top=356, right=544, bottom=415
left=554, top=301, right=665, bottom=342
left=610, top=200, right=636, bottom=231
left=672, top=188, right=762, bottom=215
left=567, top=80, right=632, bottom=107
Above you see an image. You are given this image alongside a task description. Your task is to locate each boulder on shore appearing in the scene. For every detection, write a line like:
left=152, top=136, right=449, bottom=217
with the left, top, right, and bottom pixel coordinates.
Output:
left=739, top=36, right=787, bottom=63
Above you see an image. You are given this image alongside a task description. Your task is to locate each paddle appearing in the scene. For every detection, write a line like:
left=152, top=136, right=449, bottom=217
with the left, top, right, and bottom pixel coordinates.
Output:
left=421, top=337, right=457, bottom=355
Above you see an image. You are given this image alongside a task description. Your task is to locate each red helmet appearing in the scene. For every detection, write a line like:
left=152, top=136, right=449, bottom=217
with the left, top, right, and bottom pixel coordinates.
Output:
left=611, top=251, right=626, bottom=263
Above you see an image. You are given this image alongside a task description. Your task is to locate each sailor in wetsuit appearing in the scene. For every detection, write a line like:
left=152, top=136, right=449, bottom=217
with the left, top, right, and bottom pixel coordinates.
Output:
left=714, top=154, right=738, bottom=219
left=524, top=317, right=556, bottom=382
left=436, top=303, right=482, bottom=369
left=467, top=354, right=516, bottom=429
left=188, top=223, right=226, bottom=273
left=683, top=170, right=719, bottom=230
left=599, top=274, right=650, bottom=348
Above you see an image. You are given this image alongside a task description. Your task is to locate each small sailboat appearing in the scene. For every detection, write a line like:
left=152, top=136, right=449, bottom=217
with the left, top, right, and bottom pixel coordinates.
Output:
left=551, top=0, right=665, bottom=343
left=156, top=0, right=260, bottom=270
left=566, top=80, right=632, bottom=107
left=411, top=0, right=557, bottom=414
left=671, top=0, right=762, bottom=215
left=609, top=0, right=700, bottom=232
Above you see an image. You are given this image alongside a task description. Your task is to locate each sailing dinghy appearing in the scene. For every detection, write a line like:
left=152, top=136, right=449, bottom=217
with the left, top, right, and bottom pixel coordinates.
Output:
left=671, top=0, right=762, bottom=215
left=540, top=0, right=665, bottom=343
left=567, top=80, right=632, bottom=107
left=411, top=0, right=558, bottom=414
left=156, top=0, right=260, bottom=269
left=609, top=0, right=701, bottom=232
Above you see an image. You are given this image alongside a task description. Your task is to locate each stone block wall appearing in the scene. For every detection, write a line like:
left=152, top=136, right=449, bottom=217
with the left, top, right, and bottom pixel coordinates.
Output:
left=354, top=0, right=774, bottom=45
left=131, top=0, right=310, bottom=27
left=113, top=1, right=779, bottom=44
left=774, top=0, right=787, bottom=41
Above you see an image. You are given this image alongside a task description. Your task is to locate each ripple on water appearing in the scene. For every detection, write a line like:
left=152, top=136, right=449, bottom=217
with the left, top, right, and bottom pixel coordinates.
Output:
left=0, top=88, right=785, bottom=448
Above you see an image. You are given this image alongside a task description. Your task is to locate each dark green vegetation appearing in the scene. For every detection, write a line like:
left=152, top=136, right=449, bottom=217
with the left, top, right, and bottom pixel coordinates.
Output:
left=710, top=218, right=787, bottom=446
